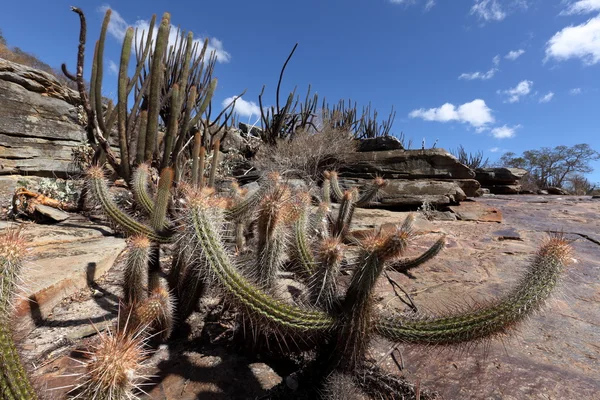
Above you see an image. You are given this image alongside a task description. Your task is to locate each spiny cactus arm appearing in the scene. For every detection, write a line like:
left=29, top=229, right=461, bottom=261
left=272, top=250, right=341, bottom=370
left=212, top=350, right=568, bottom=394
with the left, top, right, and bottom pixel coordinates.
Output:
left=161, top=84, right=181, bottom=170
left=123, top=235, right=150, bottom=305
left=187, top=199, right=334, bottom=332
left=173, top=85, right=198, bottom=173
left=150, top=168, right=173, bottom=232
left=126, top=14, right=156, bottom=94
left=291, top=211, right=316, bottom=277
left=117, top=27, right=134, bottom=182
left=136, top=110, right=148, bottom=165
left=1, top=229, right=38, bottom=399
left=328, top=171, right=345, bottom=202
left=375, top=236, right=572, bottom=345
left=356, top=177, right=387, bottom=207
left=388, top=236, right=445, bottom=274
left=129, top=287, right=174, bottom=341
left=333, top=189, right=357, bottom=237
left=87, top=167, right=173, bottom=244
left=144, top=12, right=171, bottom=161
left=310, top=237, right=344, bottom=310
left=225, top=173, right=281, bottom=221
left=93, top=9, right=111, bottom=135
left=322, top=175, right=332, bottom=204
left=332, top=223, right=413, bottom=371
left=197, top=146, right=206, bottom=188
left=131, top=163, right=154, bottom=216
left=188, top=77, right=218, bottom=131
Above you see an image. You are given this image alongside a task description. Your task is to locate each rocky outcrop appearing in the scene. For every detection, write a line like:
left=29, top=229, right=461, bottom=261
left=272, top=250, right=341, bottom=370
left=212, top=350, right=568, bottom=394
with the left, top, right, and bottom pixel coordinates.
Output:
left=336, top=148, right=475, bottom=180
left=334, top=149, right=479, bottom=206
left=0, top=58, right=85, bottom=178
left=475, top=167, right=528, bottom=195
left=356, top=136, right=404, bottom=152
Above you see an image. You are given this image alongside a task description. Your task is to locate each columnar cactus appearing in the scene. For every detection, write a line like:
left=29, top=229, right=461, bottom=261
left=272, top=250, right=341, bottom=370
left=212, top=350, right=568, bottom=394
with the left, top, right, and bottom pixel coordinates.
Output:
left=0, top=228, right=38, bottom=399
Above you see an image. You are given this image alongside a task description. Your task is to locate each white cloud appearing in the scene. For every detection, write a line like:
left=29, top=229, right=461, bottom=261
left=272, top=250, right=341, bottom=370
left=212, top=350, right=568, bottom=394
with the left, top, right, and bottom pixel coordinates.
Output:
left=505, top=49, right=525, bottom=60
left=560, top=0, right=600, bottom=16
left=459, top=55, right=499, bottom=80
left=489, top=147, right=500, bottom=152
left=471, top=0, right=507, bottom=21
left=107, top=60, right=119, bottom=75
left=223, top=96, right=261, bottom=118
left=459, top=68, right=497, bottom=80
left=545, top=15, right=600, bottom=66
left=389, top=0, right=436, bottom=11
left=99, top=6, right=231, bottom=63
left=539, top=91, right=555, bottom=103
left=491, top=124, right=521, bottom=139
left=409, top=99, right=494, bottom=128
left=500, top=80, right=533, bottom=103
left=570, top=87, right=583, bottom=95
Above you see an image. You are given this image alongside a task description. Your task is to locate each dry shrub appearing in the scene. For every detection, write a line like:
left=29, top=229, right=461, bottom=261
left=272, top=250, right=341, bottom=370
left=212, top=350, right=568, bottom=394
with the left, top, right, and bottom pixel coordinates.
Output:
left=253, top=126, right=358, bottom=183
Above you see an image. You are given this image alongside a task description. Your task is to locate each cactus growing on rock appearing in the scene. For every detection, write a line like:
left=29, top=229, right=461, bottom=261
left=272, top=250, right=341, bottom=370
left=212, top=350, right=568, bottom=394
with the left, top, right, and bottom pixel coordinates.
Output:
left=81, top=160, right=575, bottom=398
left=0, top=228, right=38, bottom=400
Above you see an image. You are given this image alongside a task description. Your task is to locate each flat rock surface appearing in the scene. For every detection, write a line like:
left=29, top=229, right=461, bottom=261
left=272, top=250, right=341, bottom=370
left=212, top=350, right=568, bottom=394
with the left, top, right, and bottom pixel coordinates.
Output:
left=374, top=195, right=600, bottom=399
left=9, top=195, right=600, bottom=399
left=0, top=215, right=126, bottom=336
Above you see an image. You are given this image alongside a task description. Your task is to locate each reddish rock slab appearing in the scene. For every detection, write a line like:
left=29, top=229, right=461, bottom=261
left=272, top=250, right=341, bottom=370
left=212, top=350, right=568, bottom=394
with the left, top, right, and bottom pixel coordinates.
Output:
left=448, top=201, right=503, bottom=223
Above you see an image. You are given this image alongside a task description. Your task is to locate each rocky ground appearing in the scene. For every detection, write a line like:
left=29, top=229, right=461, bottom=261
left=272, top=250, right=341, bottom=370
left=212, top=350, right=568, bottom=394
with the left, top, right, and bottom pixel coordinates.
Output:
left=3, top=194, right=599, bottom=399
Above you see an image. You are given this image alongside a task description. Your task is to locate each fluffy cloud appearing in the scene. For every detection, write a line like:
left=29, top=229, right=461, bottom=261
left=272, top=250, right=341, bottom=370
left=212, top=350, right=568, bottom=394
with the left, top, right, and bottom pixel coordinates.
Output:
left=505, top=49, right=525, bottom=60
left=223, top=96, right=261, bottom=118
left=409, top=99, right=494, bottom=128
left=470, top=0, right=507, bottom=21
left=570, top=87, right=583, bottom=95
left=500, top=80, right=533, bottom=103
left=98, top=6, right=231, bottom=63
left=389, top=0, right=436, bottom=11
left=539, top=91, right=555, bottom=103
left=491, top=124, right=520, bottom=139
left=560, top=0, right=600, bottom=16
left=545, top=15, right=600, bottom=66
left=489, top=147, right=500, bottom=152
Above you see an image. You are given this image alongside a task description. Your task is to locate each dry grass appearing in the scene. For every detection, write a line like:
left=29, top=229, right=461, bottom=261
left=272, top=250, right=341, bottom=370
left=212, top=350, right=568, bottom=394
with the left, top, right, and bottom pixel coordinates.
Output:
left=252, top=126, right=358, bottom=183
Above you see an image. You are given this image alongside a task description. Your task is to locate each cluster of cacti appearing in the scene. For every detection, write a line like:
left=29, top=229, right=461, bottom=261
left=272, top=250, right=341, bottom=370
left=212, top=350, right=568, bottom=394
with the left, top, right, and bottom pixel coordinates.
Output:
left=79, top=159, right=574, bottom=398
left=0, top=228, right=38, bottom=399
left=0, top=6, right=576, bottom=400
left=62, top=7, right=228, bottom=187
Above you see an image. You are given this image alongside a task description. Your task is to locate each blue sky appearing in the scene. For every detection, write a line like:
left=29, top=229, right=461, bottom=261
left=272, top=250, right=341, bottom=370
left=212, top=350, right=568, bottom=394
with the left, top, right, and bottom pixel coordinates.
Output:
left=1, top=0, right=599, bottom=182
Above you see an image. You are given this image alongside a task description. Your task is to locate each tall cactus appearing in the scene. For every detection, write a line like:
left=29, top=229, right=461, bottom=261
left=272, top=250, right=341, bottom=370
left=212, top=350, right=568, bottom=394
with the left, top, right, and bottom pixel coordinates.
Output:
left=0, top=229, right=38, bottom=400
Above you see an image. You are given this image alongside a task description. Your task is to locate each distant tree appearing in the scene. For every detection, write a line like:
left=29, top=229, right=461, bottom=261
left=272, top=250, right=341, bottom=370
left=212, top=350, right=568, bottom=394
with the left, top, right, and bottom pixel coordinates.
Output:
left=451, top=145, right=489, bottom=169
left=0, top=28, right=6, bottom=46
left=496, top=144, right=600, bottom=189
left=565, top=174, right=596, bottom=195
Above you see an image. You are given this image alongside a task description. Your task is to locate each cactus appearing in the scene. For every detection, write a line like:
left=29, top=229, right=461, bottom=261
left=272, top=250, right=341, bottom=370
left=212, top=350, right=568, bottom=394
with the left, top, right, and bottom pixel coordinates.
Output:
left=0, top=228, right=38, bottom=400
left=70, top=322, right=148, bottom=400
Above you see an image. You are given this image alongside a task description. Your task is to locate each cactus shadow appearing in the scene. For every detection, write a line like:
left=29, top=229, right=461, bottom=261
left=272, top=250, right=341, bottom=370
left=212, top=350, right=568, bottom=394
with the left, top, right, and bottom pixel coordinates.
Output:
left=27, top=262, right=120, bottom=328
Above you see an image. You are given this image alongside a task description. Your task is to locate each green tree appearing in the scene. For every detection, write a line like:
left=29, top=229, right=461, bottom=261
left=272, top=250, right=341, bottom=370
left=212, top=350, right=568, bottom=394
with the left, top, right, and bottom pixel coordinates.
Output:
left=497, top=144, right=600, bottom=189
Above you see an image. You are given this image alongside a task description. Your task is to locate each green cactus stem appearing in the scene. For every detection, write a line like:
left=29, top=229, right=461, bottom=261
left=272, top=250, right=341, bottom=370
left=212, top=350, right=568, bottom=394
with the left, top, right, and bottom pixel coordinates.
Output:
left=144, top=12, right=171, bottom=161
left=117, top=26, right=134, bottom=182
left=87, top=166, right=173, bottom=244
left=375, top=235, right=573, bottom=345
left=187, top=189, right=335, bottom=332
left=0, top=229, right=38, bottom=400
left=123, top=235, right=150, bottom=305
left=208, top=139, right=220, bottom=188
left=389, top=236, right=446, bottom=275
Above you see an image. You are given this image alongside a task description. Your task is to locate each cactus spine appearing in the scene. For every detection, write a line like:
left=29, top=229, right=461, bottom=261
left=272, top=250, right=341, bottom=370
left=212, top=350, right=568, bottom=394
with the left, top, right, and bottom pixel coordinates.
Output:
left=0, top=229, right=38, bottom=400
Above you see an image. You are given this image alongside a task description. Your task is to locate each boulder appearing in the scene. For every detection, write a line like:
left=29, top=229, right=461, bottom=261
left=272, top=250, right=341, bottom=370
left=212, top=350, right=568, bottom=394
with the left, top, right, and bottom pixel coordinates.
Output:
left=547, top=186, right=568, bottom=195
left=238, top=122, right=263, bottom=137
left=485, top=184, right=522, bottom=195
left=356, top=136, right=404, bottom=152
left=335, top=149, right=475, bottom=180
left=0, top=58, right=86, bottom=178
left=475, top=167, right=528, bottom=185
left=339, top=177, right=471, bottom=207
